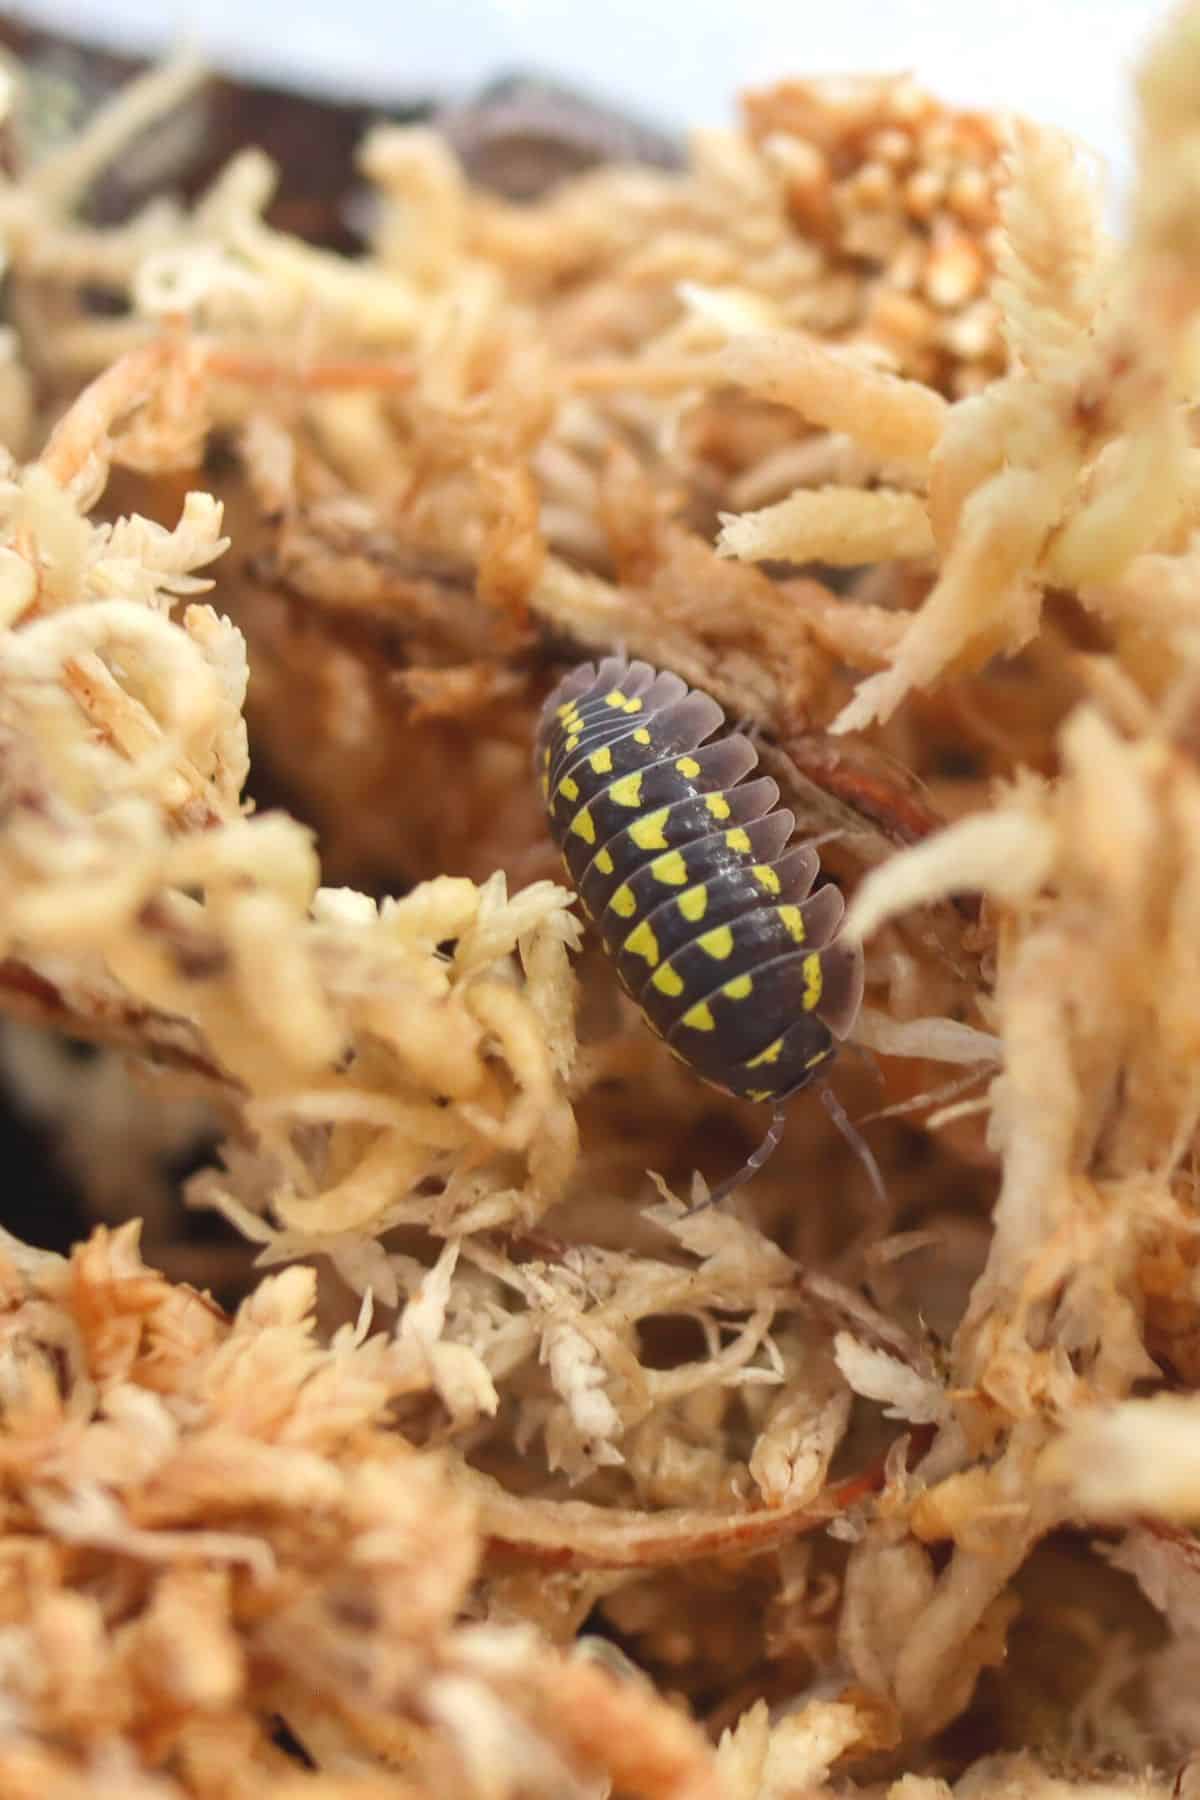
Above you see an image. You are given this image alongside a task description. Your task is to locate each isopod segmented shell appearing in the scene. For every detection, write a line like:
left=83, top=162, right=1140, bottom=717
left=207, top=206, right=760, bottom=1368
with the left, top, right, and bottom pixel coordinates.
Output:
left=536, top=656, right=864, bottom=1110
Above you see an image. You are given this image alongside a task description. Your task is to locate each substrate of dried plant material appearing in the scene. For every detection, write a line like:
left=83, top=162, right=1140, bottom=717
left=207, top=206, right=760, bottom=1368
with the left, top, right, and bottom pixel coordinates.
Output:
left=0, top=1221, right=729, bottom=1800
left=7, top=6, right=1200, bottom=1799
left=715, top=93, right=1200, bottom=742
left=0, top=314, right=966, bottom=1764
left=0, top=49, right=1011, bottom=893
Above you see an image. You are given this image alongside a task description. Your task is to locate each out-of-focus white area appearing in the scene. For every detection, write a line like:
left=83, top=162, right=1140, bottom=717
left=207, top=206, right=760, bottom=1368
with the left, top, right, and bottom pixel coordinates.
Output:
left=7, top=0, right=1154, bottom=191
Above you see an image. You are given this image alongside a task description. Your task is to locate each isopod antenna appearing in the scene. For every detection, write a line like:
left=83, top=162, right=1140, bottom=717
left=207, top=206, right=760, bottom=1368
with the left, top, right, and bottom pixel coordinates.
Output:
left=820, top=1084, right=888, bottom=1218
left=683, top=1105, right=789, bottom=1215
left=681, top=1086, right=887, bottom=1218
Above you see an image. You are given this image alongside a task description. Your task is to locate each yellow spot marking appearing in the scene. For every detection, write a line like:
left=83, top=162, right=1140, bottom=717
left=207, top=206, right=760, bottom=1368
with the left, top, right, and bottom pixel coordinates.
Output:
left=542, top=746, right=550, bottom=766
left=697, top=925, right=734, bottom=960
left=705, top=792, right=731, bottom=820
left=594, top=847, right=614, bottom=875
left=630, top=809, right=669, bottom=851
left=570, top=806, right=596, bottom=845
left=725, top=827, right=751, bottom=854
left=747, top=1037, right=784, bottom=1068
left=609, top=771, right=644, bottom=809
left=651, top=964, right=684, bottom=996
left=589, top=745, right=614, bottom=776
left=802, top=952, right=823, bottom=1010
left=604, top=689, right=627, bottom=708
left=681, top=1000, right=715, bottom=1031
left=805, top=1047, right=832, bottom=1069
left=675, top=755, right=700, bottom=778
left=610, top=883, right=636, bottom=919
left=723, top=973, right=753, bottom=1000
left=622, top=697, right=643, bottom=713
left=540, top=773, right=549, bottom=800
left=779, top=904, right=805, bottom=943
left=565, top=733, right=580, bottom=752
left=633, top=726, right=651, bottom=745
left=559, top=775, right=579, bottom=802
left=752, top=864, right=780, bottom=894
left=677, top=884, right=707, bottom=923
left=651, top=850, right=688, bottom=886
left=556, top=699, right=579, bottom=719
left=625, top=918, right=660, bottom=966
left=747, top=1088, right=774, bottom=1103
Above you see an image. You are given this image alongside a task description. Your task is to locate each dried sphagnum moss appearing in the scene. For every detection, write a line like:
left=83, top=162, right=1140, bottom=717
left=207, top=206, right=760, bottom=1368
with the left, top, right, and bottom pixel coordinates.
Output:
left=0, top=6, right=1200, bottom=1797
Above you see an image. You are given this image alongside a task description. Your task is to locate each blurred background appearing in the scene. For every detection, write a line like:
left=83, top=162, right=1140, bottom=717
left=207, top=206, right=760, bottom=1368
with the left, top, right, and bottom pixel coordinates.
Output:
left=4, top=0, right=1157, bottom=195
